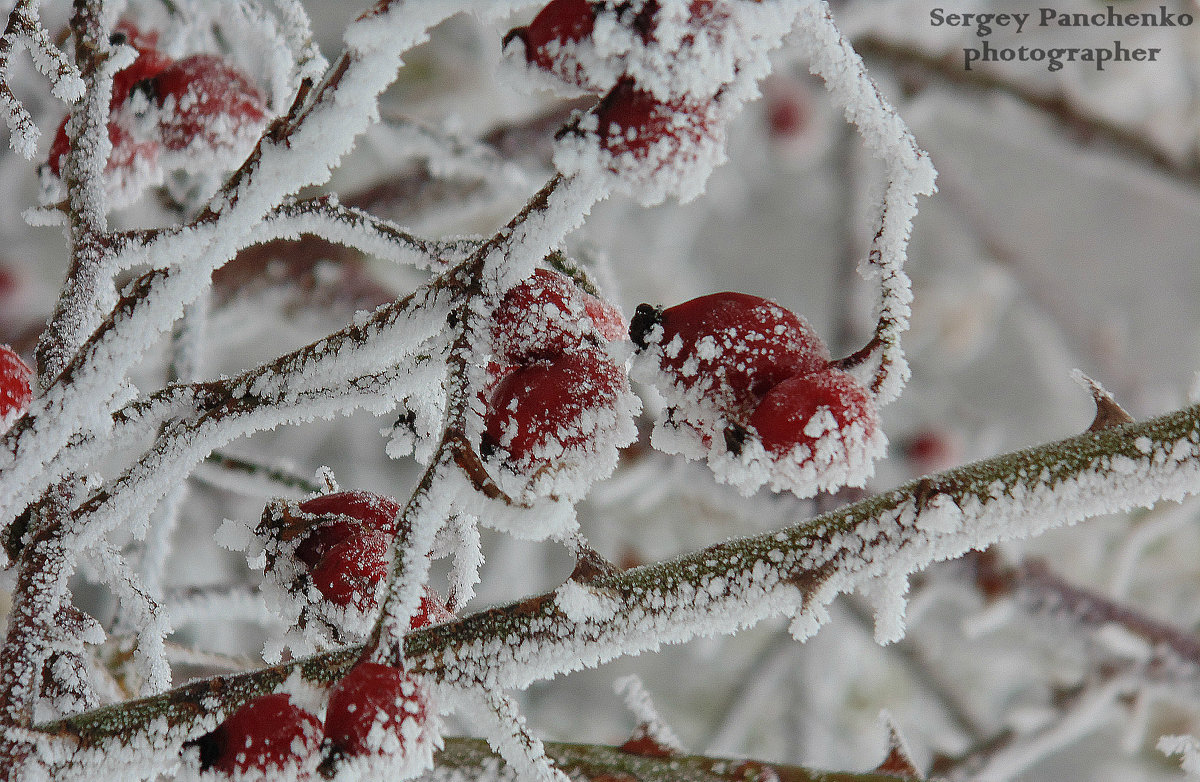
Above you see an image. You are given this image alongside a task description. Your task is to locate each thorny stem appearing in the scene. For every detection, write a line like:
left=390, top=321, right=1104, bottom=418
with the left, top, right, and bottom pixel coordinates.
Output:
left=434, top=737, right=921, bottom=782
left=26, top=402, right=1200, bottom=768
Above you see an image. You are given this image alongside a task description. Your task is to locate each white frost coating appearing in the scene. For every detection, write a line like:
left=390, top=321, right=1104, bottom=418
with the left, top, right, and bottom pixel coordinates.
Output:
left=632, top=354, right=885, bottom=498
left=443, top=515, right=484, bottom=612
left=859, top=571, right=909, bottom=645
left=554, top=579, right=620, bottom=623
left=613, top=675, right=686, bottom=754
left=450, top=688, right=570, bottom=782
left=1160, top=734, right=1200, bottom=777
left=792, top=2, right=936, bottom=406
left=915, top=492, right=964, bottom=534
left=89, top=544, right=173, bottom=696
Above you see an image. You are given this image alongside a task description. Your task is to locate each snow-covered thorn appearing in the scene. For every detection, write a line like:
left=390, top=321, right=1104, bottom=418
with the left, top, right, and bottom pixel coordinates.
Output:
left=1072, top=370, right=1135, bottom=432
left=566, top=535, right=621, bottom=583
left=615, top=675, right=686, bottom=758
left=875, top=711, right=923, bottom=779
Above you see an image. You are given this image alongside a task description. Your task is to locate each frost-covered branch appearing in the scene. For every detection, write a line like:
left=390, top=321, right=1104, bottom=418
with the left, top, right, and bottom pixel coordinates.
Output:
left=428, top=736, right=922, bottom=782
left=27, top=401, right=1200, bottom=773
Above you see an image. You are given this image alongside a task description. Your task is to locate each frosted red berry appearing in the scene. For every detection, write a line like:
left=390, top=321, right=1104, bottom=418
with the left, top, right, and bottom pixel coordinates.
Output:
left=47, top=22, right=170, bottom=179
left=483, top=348, right=627, bottom=468
left=505, top=0, right=597, bottom=87
left=292, top=491, right=401, bottom=568
left=0, top=345, right=32, bottom=426
left=109, top=22, right=173, bottom=108
left=490, top=269, right=624, bottom=363
left=194, top=693, right=321, bottom=776
left=635, top=292, right=830, bottom=416
left=410, top=587, right=455, bottom=630
left=151, top=54, right=266, bottom=153
left=310, top=531, right=390, bottom=611
left=325, top=662, right=431, bottom=757
left=299, top=491, right=402, bottom=536
left=748, top=368, right=879, bottom=456
left=591, top=77, right=712, bottom=161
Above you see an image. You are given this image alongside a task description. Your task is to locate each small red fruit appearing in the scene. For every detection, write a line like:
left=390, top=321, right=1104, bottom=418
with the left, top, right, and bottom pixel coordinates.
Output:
left=293, top=491, right=401, bottom=567
left=748, top=368, right=879, bottom=457
left=47, top=22, right=170, bottom=179
left=409, top=587, right=455, bottom=630
left=483, top=348, right=628, bottom=469
left=490, top=269, right=624, bottom=363
left=505, top=0, right=598, bottom=88
left=0, top=345, right=32, bottom=428
left=310, top=531, right=390, bottom=611
left=193, top=693, right=321, bottom=776
left=109, top=22, right=173, bottom=108
left=635, top=292, right=830, bottom=417
left=591, top=77, right=712, bottom=161
left=151, top=54, right=266, bottom=153
left=325, top=662, right=432, bottom=757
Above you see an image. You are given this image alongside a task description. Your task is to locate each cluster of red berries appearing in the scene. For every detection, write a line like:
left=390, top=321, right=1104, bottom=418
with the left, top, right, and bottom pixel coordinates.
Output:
left=631, top=292, right=885, bottom=497
left=45, top=21, right=266, bottom=204
left=481, top=269, right=638, bottom=502
left=0, top=345, right=32, bottom=435
left=506, top=0, right=748, bottom=202
left=257, top=490, right=453, bottom=645
left=189, top=660, right=436, bottom=780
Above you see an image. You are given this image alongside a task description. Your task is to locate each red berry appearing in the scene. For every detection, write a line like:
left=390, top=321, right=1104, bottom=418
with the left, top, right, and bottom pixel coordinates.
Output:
left=490, top=269, right=623, bottom=363
left=293, top=519, right=361, bottom=570
left=749, top=369, right=879, bottom=457
left=194, top=693, right=321, bottom=776
left=299, top=490, right=402, bottom=535
left=310, top=531, right=390, bottom=611
left=325, top=663, right=431, bottom=758
left=484, top=348, right=627, bottom=469
left=410, top=587, right=455, bottom=630
left=151, top=54, right=266, bottom=153
left=505, top=0, right=597, bottom=88
left=639, top=292, right=830, bottom=417
left=292, top=491, right=401, bottom=568
left=592, top=77, right=712, bottom=161
left=0, top=345, right=32, bottom=427
left=46, top=118, right=161, bottom=189
left=109, top=22, right=173, bottom=108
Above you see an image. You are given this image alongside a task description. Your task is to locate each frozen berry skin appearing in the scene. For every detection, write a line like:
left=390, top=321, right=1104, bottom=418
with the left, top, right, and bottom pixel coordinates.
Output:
left=748, top=368, right=879, bottom=456
left=47, top=22, right=170, bottom=178
left=410, top=587, right=455, bottom=630
left=109, top=22, right=173, bottom=108
left=291, top=491, right=402, bottom=568
left=591, top=77, right=712, bottom=161
left=325, top=662, right=430, bottom=757
left=483, top=348, right=627, bottom=468
left=151, top=54, right=266, bottom=152
left=0, top=345, right=32, bottom=427
left=490, top=268, right=624, bottom=364
left=194, top=693, right=321, bottom=776
left=640, top=292, right=830, bottom=416
left=504, top=0, right=597, bottom=88
left=299, top=490, right=402, bottom=535
left=310, top=531, right=391, bottom=611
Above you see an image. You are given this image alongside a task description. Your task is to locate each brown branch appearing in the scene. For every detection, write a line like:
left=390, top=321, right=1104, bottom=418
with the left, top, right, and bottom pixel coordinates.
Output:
left=435, top=737, right=922, bottom=782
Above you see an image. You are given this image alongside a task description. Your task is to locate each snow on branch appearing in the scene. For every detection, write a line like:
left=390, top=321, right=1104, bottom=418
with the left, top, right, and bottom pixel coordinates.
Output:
left=795, top=2, right=936, bottom=405
left=24, top=401, right=1200, bottom=775
left=0, top=0, right=84, bottom=158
